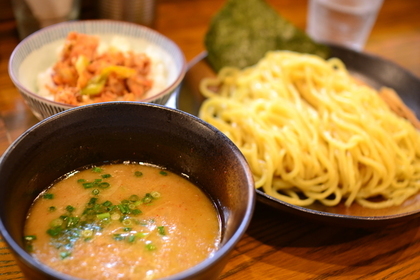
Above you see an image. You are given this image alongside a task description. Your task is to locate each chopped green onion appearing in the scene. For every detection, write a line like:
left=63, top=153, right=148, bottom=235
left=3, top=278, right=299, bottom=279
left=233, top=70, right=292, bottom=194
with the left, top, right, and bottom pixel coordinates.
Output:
left=123, top=227, right=132, bottom=232
left=60, top=215, right=69, bottom=221
left=66, top=217, right=80, bottom=227
left=50, top=218, right=64, bottom=228
left=145, top=243, right=157, bottom=251
left=113, top=234, right=125, bottom=241
left=77, top=179, right=86, bottom=183
left=24, top=235, right=37, bottom=241
left=88, top=197, right=98, bottom=205
left=83, top=182, right=94, bottom=189
left=97, top=212, right=111, bottom=220
left=101, top=174, right=111, bottom=178
left=135, top=232, right=149, bottom=238
left=159, top=170, right=168, bottom=176
left=92, top=167, right=103, bottom=173
left=118, top=204, right=131, bottom=214
left=25, top=244, right=34, bottom=252
left=127, top=235, right=136, bottom=243
left=47, top=228, right=62, bottom=237
left=151, top=191, right=161, bottom=198
left=157, top=226, right=166, bottom=236
left=134, top=171, right=143, bottom=177
left=102, top=201, right=113, bottom=207
left=131, top=209, right=142, bottom=215
left=81, top=229, right=93, bottom=239
left=143, top=193, right=153, bottom=204
left=43, top=193, right=54, bottom=199
left=48, top=206, right=57, bottom=212
left=98, top=182, right=110, bottom=189
left=66, top=205, right=75, bottom=213
left=122, top=219, right=132, bottom=226
left=129, top=195, right=139, bottom=202
left=111, top=213, right=121, bottom=221
left=60, top=251, right=71, bottom=259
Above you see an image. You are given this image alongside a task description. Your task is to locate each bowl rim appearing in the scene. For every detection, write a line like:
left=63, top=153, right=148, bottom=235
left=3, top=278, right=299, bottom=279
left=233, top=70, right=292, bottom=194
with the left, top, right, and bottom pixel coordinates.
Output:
left=8, top=19, right=187, bottom=109
left=0, top=101, right=256, bottom=279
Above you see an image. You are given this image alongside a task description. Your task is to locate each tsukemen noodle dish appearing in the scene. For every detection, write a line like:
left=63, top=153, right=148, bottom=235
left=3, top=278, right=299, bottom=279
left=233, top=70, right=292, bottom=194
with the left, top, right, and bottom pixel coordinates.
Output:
left=199, top=50, right=420, bottom=209
left=200, top=0, right=420, bottom=210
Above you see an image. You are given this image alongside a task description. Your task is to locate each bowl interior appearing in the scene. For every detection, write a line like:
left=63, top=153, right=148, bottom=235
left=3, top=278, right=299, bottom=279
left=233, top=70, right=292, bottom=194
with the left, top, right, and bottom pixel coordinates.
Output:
left=0, top=102, right=255, bottom=279
left=9, top=20, right=186, bottom=105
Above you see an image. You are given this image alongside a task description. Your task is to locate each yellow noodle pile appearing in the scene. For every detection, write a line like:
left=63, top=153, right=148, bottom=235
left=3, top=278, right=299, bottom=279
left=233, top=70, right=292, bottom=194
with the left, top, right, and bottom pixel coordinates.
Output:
left=199, top=51, right=420, bottom=209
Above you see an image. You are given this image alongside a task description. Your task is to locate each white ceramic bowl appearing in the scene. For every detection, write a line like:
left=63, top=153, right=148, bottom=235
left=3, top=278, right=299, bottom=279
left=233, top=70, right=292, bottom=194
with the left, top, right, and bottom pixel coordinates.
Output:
left=8, top=20, right=186, bottom=120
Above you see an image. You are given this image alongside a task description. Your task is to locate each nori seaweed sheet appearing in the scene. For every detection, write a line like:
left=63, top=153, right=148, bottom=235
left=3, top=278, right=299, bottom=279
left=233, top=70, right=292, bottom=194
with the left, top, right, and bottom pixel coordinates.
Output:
left=205, top=0, right=330, bottom=72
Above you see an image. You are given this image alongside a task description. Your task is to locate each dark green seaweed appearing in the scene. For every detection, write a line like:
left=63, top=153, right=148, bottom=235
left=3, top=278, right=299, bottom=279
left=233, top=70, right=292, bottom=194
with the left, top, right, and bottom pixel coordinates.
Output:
left=205, top=0, right=330, bottom=72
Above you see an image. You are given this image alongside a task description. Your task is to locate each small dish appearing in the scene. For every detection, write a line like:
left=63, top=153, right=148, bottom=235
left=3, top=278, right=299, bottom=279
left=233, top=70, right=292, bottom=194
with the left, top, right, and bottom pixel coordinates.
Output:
left=176, top=45, right=420, bottom=227
left=8, top=20, right=186, bottom=120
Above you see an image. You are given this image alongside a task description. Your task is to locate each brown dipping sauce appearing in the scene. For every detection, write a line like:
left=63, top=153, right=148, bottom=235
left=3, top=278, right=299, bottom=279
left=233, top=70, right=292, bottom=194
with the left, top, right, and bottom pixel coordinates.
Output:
left=24, top=162, right=221, bottom=279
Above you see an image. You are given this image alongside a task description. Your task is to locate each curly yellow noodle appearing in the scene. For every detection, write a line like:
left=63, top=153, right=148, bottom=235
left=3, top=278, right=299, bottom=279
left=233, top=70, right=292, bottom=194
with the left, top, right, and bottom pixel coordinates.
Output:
left=198, top=50, right=420, bottom=209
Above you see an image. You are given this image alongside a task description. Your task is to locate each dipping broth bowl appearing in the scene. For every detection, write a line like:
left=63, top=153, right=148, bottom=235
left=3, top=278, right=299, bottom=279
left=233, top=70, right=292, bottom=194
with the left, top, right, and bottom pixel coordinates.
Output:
left=8, top=20, right=186, bottom=120
left=0, top=102, right=255, bottom=280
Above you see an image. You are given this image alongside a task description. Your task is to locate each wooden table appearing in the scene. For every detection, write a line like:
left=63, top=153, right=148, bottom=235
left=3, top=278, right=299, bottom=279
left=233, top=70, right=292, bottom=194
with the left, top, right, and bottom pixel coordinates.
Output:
left=1, top=0, right=420, bottom=279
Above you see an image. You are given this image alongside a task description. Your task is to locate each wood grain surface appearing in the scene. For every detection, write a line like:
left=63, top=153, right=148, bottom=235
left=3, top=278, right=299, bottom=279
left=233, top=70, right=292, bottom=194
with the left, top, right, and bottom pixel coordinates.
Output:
left=1, top=0, right=420, bottom=279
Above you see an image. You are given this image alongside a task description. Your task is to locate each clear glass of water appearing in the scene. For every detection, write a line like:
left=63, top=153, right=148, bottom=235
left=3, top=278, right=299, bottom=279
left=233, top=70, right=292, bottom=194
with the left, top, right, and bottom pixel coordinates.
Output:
left=11, top=0, right=80, bottom=40
left=306, top=0, right=383, bottom=51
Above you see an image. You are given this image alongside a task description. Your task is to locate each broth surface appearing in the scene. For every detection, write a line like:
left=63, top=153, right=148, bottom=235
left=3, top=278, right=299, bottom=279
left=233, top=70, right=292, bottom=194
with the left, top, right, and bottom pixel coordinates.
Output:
left=25, top=163, right=221, bottom=280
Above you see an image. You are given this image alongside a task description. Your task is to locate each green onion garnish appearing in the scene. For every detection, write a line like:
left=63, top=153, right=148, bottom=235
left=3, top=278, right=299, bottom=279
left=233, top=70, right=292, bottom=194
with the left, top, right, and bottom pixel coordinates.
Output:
left=127, top=235, right=136, bottom=243
left=122, top=219, right=132, bottom=226
left=98, top=182, right=110, bottom=189
left=145, top=243, right=157, bottom=251
left=113, top=234, right=125, bottom=241
left=159, top=170, right=168, bottom=176
left=131, top=209, right=142, bottom=215
left=88, top=197, right=98, bottom=205
left=81, top=229, right=93, bottom=239
left=66, top=217, right=80, bottom=227
left=97, top=212, right=111, bottom=220
left=102, top=200, right=112, bottom=207
left=60, top=251, right=71, bottom=259
left=43, top=193, right=54, bottom=199
left=157, top=226, right=166, bottom=235
left=50, top=218, right=64, bottom=228
left=151, top=191, right=161, bottom=198
left=101, top=174, right=111, bottom=178
left=24, top=235, right=37, bottom=241
left=47, top=228, right=62, bottom=237
left=66, top=205, right=75, bottom=213
left=134, top=171, right=143, bottom=177
left=83, top=182, right=94, bottom=189
left=135, top=232, right=149, bottom=238
left=92, top=167, right=103, bottom=173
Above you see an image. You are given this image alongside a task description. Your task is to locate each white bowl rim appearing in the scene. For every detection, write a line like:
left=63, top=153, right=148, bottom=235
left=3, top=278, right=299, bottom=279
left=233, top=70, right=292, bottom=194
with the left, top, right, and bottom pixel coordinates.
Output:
left=8, top=19, right=187, bottom=109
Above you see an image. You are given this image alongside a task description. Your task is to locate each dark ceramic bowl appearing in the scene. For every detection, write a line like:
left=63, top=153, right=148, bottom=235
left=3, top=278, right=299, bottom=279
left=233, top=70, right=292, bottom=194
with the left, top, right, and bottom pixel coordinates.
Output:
left=0, top=102, right=255, bottom=280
